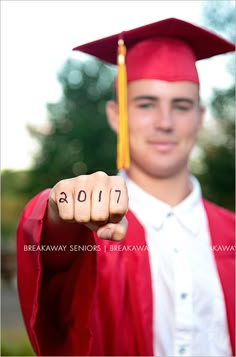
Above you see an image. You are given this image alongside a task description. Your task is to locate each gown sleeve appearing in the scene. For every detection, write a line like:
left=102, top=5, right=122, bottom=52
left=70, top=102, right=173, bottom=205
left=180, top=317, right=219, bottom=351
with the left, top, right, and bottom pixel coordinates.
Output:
left=16, top=189, right=97, bottom=356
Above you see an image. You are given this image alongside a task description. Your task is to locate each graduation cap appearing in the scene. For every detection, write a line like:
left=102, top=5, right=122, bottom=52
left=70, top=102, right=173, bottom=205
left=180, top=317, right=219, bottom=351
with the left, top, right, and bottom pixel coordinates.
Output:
left=73, top=18, right=235, bottom=170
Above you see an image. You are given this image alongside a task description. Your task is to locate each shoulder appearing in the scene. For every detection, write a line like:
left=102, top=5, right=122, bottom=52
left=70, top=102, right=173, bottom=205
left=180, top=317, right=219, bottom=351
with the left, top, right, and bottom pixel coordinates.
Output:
left=202, top=199, right=235, bottom=232
left=203, top=200, right=235, bottom=257
left=203, top=199, right=234, bottom=219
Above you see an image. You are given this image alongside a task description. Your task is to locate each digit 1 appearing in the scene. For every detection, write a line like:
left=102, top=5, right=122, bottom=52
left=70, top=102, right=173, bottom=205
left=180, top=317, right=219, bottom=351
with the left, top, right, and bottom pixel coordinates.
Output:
left=98, top=190, right=102, bottom=202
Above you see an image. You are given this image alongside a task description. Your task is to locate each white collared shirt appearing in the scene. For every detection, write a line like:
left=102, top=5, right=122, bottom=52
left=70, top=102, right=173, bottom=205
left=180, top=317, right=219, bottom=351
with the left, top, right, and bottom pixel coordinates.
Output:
left=124, top=174, right=231, bottom=357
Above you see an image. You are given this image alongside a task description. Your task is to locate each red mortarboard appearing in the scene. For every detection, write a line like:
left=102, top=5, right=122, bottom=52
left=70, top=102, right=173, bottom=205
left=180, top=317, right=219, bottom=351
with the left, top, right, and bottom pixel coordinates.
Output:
left=73, top=17, right=234, bottom=83
left=73, top=18, right=235, bottom=170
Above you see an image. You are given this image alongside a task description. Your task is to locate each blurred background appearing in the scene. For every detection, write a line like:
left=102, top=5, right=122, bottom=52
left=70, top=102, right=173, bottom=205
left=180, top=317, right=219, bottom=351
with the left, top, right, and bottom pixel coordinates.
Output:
left=1, top=0, right=235, bottom=355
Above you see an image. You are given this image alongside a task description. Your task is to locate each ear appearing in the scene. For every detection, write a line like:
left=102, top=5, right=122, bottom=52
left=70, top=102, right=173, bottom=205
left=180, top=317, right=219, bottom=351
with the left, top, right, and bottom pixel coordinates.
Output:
left=106, top=100, right=119, bottom=133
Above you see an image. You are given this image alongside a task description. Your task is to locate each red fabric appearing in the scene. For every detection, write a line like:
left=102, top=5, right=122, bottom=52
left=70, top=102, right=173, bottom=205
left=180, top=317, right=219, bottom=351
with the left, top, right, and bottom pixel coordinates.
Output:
left=17, top=191, right=235, bottom=356
left=203, top=200, right=235, bottom=354
left=125, top=38, right=199, bottom=84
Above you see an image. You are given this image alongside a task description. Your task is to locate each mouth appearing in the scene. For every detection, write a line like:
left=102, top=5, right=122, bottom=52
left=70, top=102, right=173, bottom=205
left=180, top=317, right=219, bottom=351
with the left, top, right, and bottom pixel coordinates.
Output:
left=147, top=140, right=177, bottom=152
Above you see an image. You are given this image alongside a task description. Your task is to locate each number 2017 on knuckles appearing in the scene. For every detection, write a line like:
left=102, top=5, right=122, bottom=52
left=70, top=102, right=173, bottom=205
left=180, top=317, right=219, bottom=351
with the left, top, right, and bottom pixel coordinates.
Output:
left=59, top=190, right=121, bottom=204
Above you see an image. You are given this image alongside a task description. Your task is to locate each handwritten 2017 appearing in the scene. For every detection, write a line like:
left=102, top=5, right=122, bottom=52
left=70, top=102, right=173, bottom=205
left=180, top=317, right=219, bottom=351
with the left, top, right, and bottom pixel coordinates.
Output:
left=59, top=190, right=121, bottom=204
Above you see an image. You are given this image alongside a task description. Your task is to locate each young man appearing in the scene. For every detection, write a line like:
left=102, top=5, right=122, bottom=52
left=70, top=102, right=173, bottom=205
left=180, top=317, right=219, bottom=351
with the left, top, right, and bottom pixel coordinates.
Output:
left=17, top=18, right=235, bottom=356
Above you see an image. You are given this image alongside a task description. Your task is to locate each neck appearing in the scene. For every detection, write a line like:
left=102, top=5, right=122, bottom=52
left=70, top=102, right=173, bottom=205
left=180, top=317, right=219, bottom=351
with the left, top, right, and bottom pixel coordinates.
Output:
left=126, top=167, right=192, bottom=207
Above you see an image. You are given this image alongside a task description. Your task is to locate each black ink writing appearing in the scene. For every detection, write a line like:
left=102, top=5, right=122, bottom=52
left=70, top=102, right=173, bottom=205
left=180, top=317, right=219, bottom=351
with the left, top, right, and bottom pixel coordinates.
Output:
left=115, top=189, right=121, bottom=203
left=78, top=190, right=87, bottom=202
left=59, top=192, right=68, bottom=203
left=98, top=190, right=102, bottom=202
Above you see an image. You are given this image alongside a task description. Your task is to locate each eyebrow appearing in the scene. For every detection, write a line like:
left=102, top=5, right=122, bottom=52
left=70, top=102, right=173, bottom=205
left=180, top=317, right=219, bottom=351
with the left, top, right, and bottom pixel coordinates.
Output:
left=172, top=98, right=195, bottom=105
left=132, top=96, right=158, bottom=102
left=132, top=96, right=195, bottom=105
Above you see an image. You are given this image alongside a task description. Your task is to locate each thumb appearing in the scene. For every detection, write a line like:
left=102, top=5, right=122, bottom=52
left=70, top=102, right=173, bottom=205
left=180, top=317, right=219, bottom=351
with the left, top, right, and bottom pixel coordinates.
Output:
left=97, top=216, right=128, bottom=241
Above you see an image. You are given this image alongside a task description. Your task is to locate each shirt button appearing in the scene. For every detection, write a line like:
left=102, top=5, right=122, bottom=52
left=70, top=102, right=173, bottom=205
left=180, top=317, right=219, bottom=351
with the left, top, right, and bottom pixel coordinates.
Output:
left=167, top=211, right=173, bottom=217
left=180, top=292, right=188, bottom=299
left=179, top=346, right=186, bottom=354
left=173, top=248, right=179, bottom=253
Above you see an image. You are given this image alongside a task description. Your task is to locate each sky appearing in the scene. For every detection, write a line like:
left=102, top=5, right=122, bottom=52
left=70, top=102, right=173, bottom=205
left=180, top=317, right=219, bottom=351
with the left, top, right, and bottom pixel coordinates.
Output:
left=1, top=0, right=234, bottom=170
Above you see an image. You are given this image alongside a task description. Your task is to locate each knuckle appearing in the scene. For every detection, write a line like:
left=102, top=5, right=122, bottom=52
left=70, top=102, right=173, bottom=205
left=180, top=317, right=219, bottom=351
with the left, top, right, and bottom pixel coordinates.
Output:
left=112, top=175, right=126, bottom=187
left=76, top=175, right=89, bottom=183
left=53, top=180, right=64, bottom=192
left=74, top=175, right=91, bottom=193
left=54, top=178, right=73, bottom=193
left=93, top=171, right=108, bottom=181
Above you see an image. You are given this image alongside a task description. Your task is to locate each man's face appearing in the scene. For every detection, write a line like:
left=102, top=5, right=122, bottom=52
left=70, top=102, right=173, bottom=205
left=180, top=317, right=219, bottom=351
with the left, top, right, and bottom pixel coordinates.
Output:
left=124, top=79, right=204, bottom=179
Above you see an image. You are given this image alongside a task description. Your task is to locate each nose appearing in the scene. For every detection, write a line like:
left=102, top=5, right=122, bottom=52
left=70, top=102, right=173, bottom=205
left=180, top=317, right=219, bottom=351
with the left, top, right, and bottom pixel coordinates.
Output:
left=154, top=105, right=173, bottom=131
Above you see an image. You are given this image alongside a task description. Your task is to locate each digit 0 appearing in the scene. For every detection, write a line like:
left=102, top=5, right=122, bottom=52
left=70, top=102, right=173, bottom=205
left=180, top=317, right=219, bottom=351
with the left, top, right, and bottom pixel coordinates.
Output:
left=77, top=190, right=87, bottom=202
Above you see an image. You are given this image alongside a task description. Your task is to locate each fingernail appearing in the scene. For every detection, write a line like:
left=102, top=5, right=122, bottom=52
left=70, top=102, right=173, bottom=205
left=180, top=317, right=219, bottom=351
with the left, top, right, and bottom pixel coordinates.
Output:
left=98, top=228, right=112, bottom=240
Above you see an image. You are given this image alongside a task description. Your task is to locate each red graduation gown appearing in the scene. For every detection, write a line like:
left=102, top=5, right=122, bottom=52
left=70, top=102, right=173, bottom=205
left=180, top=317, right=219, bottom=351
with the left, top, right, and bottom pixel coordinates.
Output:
left=17, top=189, right=235, bottom=356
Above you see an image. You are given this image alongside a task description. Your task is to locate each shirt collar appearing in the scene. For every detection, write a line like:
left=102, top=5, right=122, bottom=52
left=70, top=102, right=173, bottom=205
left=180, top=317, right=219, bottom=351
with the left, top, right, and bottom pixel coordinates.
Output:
left=120, top=171, right=203, bottom=236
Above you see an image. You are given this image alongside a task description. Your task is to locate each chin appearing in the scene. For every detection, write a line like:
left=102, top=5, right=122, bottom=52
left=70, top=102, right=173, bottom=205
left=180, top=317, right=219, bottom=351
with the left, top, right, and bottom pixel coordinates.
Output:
left=130, top=152, right=189, bottom=178
left=143, top=159, right=188, bottom=179
left=148, top=168, right=180, bottom=179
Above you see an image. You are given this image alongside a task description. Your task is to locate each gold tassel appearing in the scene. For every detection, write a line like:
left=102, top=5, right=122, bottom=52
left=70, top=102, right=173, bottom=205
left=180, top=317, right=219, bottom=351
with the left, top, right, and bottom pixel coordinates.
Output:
left=117, top=39, right=130, bottom=170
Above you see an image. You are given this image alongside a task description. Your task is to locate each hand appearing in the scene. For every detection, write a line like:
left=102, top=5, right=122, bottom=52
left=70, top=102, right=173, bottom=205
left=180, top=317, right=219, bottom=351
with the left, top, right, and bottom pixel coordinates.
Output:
left=48, top=171, right=128, bottom=241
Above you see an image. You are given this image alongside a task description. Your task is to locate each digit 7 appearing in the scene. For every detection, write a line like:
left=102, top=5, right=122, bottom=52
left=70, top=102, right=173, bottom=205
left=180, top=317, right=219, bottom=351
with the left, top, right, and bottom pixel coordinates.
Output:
left=115, top=189, right=121, bottom=204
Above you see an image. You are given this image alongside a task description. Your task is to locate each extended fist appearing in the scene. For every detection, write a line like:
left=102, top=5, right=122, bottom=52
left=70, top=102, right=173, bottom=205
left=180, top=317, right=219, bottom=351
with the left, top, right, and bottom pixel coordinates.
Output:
left=48, top=171, right=128, bottom=241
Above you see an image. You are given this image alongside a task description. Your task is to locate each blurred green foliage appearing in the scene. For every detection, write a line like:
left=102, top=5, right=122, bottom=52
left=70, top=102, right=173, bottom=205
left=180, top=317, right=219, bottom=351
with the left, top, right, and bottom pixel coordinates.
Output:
left=26, top=58, right=117, bottom=197
left=194, top=1, right=235, bottom=211
left=1, top=332, right=35, bottom=356
left=1, top=170, right=31, bottom=241
left=196, top=86, right=235, bottom=211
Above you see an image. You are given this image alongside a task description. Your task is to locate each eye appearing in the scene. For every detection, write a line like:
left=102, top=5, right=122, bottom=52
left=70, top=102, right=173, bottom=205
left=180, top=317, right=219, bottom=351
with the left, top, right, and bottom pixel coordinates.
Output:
left=173, top=104, right=192, bottom=112
left=137, top=102, right=155, bottom=109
